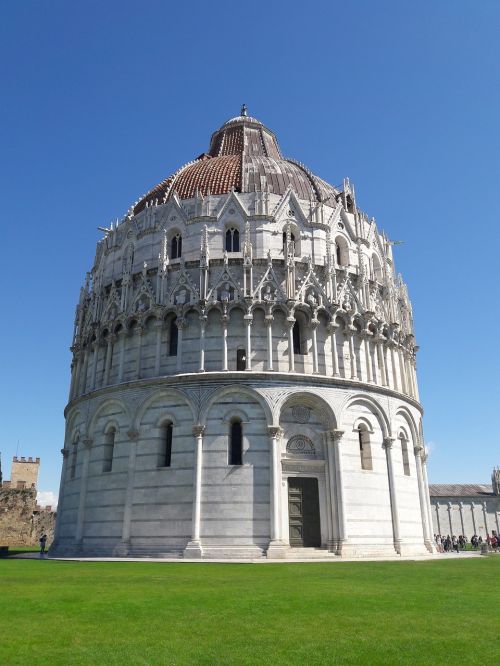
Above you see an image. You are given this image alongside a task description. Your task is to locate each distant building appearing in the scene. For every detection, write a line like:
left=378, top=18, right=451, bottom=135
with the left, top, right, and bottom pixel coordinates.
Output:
left=0, top=456, right=56, bottom=548
left=429, top=468, right=500, bottom=538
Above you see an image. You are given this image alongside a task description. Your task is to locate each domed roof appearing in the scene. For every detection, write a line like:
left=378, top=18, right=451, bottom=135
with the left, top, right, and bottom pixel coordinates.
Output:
left=133, top=106, right=338, bottom=214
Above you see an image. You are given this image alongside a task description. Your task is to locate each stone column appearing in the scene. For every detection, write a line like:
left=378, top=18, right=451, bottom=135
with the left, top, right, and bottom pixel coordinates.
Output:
left=267, top=426, right=287, bottom=558
left=311, top=318, right=319, bottom=374
left=383, top=437, right=402, bottom=554
left=244, top=314, right=252, bottom=371
left=115, top=429, right=139, bottom=556
left=286, top=317, right=295, bottom=372
left=69, top=354, right=78, bottom=400
left=222, top=314, right=228, bottom=371
left=411, top=360, right=420, bottom=401
left=265, top=315, right=274, bottom=371
left=154, top=320, right=163, bottom=376
left=389, top=344, right=399, bottom=391
left=398, top=347, right=407, bottom=394
left=459, top=501, right=465, bottom=536
left=375, top=337, right=387, bottom=386
left=184, top=425, right=205, bottom=558
left=51, top=448, right=70, bottom=550
left=327, top=323, right=339, bottom=377
left=90, top=342, right=99, bottom=391
left=199, top=316, right=207, bottom=372
left=136, top=326, right=144, bottom=379
left=404, top=353, right=414, bottom=397
left=347, top=329, right=357, bottom=380
left=80, top=346, right=90, bottom=394
left=470, top=503, right=477, bottom=534
left=361, top=333, right=372, bottom=383
left=74, top=437, right=93, bottom=548
left=103, top=335, right=115, bottom=386
left=482, top=501, right=490, bottom=537
left=331, top=429, right=349, bottom=554
left=435, top=503, right=441, bottom=535
left=325, top=431, right=342, bottom=553
left=117, top=331, right=126, bottom=383
left=447, top=502, right=453, bottom=535
left=176, top=318, right=185, bottom=373
left=414, top=446, right=433, bottom=550
left=421, top=451, right=435, bottom=537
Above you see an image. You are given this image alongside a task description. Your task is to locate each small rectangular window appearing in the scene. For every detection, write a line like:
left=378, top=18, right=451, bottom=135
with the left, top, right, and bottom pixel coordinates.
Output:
left=229, top=421, right=243, bottom=465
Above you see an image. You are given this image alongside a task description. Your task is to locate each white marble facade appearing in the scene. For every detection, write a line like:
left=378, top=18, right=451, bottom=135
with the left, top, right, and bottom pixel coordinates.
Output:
left=52, top=111, right=433, bottom=558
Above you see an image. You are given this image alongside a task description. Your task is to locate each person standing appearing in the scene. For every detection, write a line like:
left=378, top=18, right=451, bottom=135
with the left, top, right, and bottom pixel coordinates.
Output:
left=39, top=533, right=47, bottom=556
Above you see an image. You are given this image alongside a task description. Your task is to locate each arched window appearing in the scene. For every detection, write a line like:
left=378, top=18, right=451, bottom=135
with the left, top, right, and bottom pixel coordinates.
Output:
left=336, top=243, right=341, bottom=266
left=293, top=316, right=308, bottom=355
left=400, top=433, right=410, bottom=476
left=282, top=231, right=295, bottom=253
left=358, top=424, right=373, bottom=471
left=229, top=419, right=243, bottom=465
left=70, top=439, right=78, bottom=479
left=159, top=422, right=173, bottom=467
left=225, top=227, right=240, bottom=252
left=372, top=254, right=382, bottom=282
left=103, top=428, right=115, bottom=473
left=236, top=348, right=246, bottom=371
left=169, top=317, right=178, bottom=356
left=335, top=236, right=349, bottom=267
left=171, top=233, right=182, bottom=259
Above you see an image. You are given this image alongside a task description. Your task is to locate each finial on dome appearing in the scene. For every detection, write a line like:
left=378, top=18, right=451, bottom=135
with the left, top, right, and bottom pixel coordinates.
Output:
left=241, top=103, right=248, bottom=117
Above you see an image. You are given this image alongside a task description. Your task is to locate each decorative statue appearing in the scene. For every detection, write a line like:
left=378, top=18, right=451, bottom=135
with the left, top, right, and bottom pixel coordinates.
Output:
left=175, top=289, right=187, bottom=306
left=263, top=285, right=273, bottom=301
left=220, top=282, right=231, bottom=303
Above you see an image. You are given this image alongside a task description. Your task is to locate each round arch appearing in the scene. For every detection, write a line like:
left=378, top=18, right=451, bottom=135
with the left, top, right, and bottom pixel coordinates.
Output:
left=275, top=390, right=338, bottom=430
left=133, top=388, right=197, bottom=430
left=394, top=406, right=419, bottom=446
left=339, top=393, right=390, bottom=438
left=88, top=398, right=131, bottom=438
left=201, top=384, right=273, bottom=427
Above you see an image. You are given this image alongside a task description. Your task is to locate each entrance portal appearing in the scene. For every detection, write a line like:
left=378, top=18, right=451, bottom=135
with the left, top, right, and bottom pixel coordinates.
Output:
left=288, top=477, right=321, bottom=547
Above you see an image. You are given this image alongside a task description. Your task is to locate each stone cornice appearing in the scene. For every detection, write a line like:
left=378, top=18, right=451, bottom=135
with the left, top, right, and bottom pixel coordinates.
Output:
left=64, top=371, right=424, bottom=418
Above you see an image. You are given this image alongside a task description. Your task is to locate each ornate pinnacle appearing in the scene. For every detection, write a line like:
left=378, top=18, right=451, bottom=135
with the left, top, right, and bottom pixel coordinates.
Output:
left=241, top=103, right=248, bottom=117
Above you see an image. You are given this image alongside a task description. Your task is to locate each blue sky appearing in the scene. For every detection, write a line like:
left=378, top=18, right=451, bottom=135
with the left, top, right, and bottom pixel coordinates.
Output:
left=1, top=1, right=499, bottom=502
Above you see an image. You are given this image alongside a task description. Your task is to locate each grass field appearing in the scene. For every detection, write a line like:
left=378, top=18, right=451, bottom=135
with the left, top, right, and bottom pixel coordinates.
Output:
left=0, top=557, right=498, bottom=665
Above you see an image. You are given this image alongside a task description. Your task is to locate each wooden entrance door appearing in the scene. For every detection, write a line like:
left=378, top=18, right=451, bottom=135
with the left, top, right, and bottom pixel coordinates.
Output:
left=288, top=477, right=321, bottom=547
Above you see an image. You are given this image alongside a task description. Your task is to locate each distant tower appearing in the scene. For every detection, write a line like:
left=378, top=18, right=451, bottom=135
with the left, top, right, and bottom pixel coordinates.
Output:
left=10, top=456, right=40, bottom=489
left=492, top=467, right=500, bottom=495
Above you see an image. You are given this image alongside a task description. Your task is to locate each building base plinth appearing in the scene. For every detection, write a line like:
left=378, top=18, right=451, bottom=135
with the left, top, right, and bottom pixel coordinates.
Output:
left=183, top=540, right=203, bottom=558
left=113, top=540, right=131, bottom=557
left=266, top=540, right=289, bottom=559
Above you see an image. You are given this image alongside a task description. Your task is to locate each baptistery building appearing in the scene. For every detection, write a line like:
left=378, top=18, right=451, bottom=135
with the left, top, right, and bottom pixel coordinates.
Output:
left=52, top=107, right=434, bottom=558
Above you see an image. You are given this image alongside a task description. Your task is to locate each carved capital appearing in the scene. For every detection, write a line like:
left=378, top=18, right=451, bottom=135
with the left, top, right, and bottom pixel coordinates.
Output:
left=329, top=429, right=344, bottom=443
left=413, top=445, right=424, bottom=456
left=127, top=429, right=139, bottom=441
left=268, top=426, right=284, bottom=440
left=61, top=448, right=70, bottom=459
left=383, top=437, right=395, bottom=450
left=82, top=437, right=93, bottom=450
left=192, top=425, right=205, bottom=438
left=310, top=319, right=319, bottom=329
left=327, top=322, right=339, bottom=334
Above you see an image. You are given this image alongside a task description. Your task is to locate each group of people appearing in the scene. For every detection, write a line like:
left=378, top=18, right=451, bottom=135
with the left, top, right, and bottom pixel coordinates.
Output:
left=434, top=533, right=499, bottom=552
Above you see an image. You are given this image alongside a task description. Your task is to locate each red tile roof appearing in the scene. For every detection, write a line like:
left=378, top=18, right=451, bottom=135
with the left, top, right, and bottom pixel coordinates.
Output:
left=132, top=114, right=339, bottom=214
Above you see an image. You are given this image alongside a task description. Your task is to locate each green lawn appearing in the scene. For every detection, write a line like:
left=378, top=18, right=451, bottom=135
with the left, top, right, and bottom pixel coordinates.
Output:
left=0, top=557, right=498, bottom=665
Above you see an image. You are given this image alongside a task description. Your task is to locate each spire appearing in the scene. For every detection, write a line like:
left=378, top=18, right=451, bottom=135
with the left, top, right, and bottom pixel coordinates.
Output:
left=241, top=103, right=248, bottom=117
